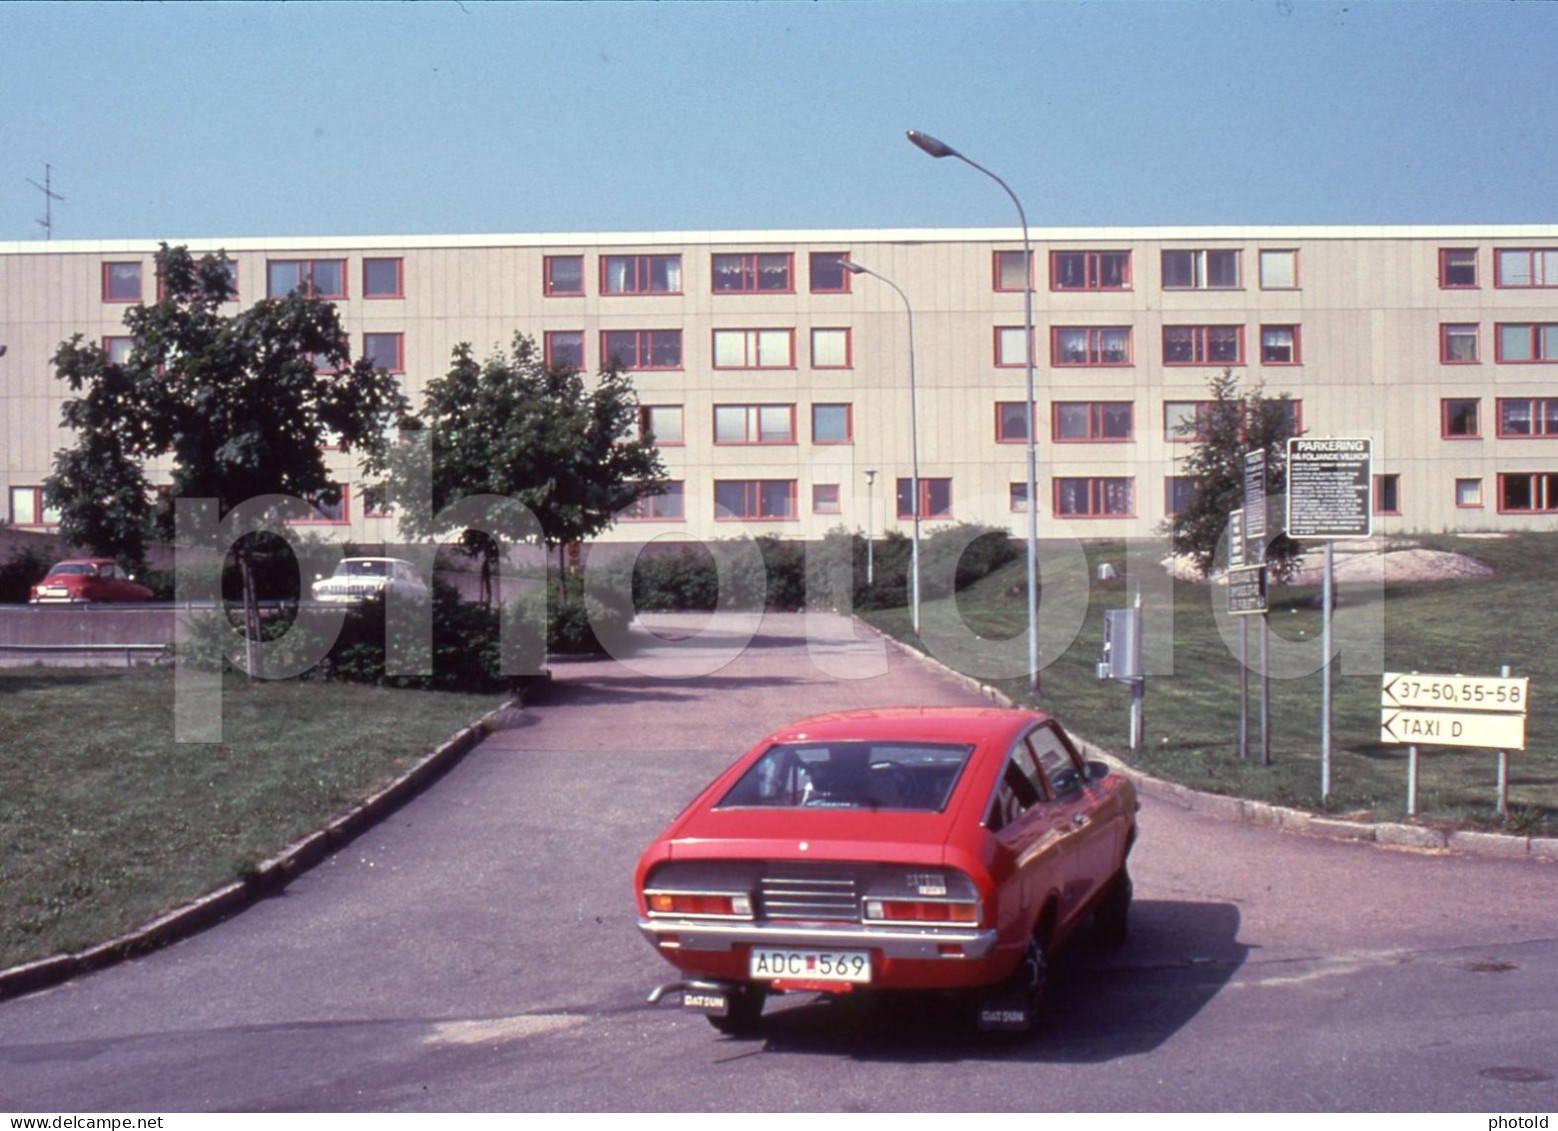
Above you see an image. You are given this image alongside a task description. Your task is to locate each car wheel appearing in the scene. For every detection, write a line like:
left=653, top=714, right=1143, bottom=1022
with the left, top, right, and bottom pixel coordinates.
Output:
left=1094, top=865, right=1133, bottom=948
left=706, top=984, right=768, bottom=1037
left=977, top=930, right=1048, bottom=1034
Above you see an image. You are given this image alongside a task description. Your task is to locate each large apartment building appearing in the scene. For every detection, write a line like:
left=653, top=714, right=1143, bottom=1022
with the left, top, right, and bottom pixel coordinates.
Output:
left=2, top=226, right=1556, bottom=547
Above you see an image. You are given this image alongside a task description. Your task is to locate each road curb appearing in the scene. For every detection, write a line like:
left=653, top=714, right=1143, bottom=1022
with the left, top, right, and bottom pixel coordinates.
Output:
left=0, top=696, right=520, bottom=1003
left=863, top=620, right=1548, bottom=865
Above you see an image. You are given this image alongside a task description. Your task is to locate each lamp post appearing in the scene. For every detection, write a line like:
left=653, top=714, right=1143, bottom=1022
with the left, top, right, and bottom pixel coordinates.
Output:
left=864, top=468, right=877, bottom=585
left=908, top=129, right=1040, bottom=693
left=842, top=261, right=921, bottom=636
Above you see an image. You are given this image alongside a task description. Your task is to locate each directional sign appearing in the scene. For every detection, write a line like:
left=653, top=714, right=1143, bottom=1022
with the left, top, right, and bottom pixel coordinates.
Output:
left=1380, top=709, right=1526, bottom=750
left=1227, top=564, right=1267, bottom=616
left=1243, top=452, right=1267, bottom=563
left=1381, top=672, right=1529, bottom=714
left=1287, top=437, right=1372, bottom=540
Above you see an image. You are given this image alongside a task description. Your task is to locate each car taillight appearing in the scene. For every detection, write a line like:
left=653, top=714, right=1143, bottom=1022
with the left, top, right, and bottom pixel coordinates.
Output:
left=646, top=892, right=753, bottom=918
left=864, top=899, right=979, bottom=924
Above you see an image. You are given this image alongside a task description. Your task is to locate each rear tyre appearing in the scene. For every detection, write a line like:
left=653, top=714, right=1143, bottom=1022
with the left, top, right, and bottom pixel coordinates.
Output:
left=1094, top=865, right=1133, bottom=948
left=978, top=930, right=1049, bottom=1035
left=706, top=984, right=768, bottom=1037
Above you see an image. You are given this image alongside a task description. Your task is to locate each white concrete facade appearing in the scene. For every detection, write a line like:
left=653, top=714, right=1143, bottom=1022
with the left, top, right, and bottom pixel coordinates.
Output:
left=3, top=225, right=1557, bottom=546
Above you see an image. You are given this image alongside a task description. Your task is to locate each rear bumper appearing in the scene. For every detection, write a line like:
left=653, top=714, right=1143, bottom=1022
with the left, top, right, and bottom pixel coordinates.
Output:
left=638, top=916, right=998, bottom=960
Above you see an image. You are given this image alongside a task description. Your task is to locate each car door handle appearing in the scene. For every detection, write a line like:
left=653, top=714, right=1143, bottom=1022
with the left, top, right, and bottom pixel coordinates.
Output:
left=1071, top=813, right=1090, bottom=828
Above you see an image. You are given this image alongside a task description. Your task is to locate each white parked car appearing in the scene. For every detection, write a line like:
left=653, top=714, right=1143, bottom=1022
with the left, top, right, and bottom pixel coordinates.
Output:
left=310, top=557, right=429, bottom=604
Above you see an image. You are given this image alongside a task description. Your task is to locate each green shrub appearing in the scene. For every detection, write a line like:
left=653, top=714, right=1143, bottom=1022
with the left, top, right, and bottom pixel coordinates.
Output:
left=0, top=546, right=56, bottom=603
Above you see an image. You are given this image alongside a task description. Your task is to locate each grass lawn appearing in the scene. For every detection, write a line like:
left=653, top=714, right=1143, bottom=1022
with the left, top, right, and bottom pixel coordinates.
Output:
left=865, top=532, right=1558, bottom=837
left=0, top=668, right=504, bottom=971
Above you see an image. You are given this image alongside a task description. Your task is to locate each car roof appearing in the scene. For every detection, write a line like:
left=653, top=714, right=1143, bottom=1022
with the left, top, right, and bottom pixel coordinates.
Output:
left=763, top=706, right=1049, bottom=748
left=50, top=557, right=117, bottom=567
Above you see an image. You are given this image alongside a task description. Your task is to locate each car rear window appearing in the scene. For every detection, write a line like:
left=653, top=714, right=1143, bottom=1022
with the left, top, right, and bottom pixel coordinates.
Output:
left=716, top=741, right=974, bottom=812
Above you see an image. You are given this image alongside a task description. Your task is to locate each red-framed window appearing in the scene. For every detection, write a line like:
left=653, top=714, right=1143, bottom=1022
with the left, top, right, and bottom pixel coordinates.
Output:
left=1456, top=478, right=1484, bottom=509
left=1441, top=323, right=1480, bottom=364
left=1162, top=249, right=1240, bottom=290
left=602, top=254, right=682, bottom=295
left=1496, top=397, right=1558, bottom=437
left=996, top=401, right=1033, bottom=443
left=1439, top=248, right=1478, bottom=289
left=1373, top=474, right=1401, bottom=515
left=362, top=489, right=394, bottom=519
left=544, top=255, right=585, bottom=296
left=7, top=486, right=58, bottom=527
left=362, top=332, right=404, bottom=373
left=621, top=482, right=685, bottom=522
left=102, top=336, right=134, bottom=365
left=156, top=259, right=237, bottom=303
left=1052, top=326, right=1132, bottom=366
left=1165, top=476, right=1196, bottom=517
left=297, top=485, right=349, bottom=525
left=1009, top=482, right=1031, bottom=513
left=714, top=479, right=796, bottom=521
left=267, top=259, right=346, bottom=299
left=713, top=404, right=795, bottom=445
left=995, top=326, right=1032, bottom=367
left=1495, top=248, right=1558, bottom=288
left=712, top=328, right=794, bottom=369
left=1163, top=325, right=1244, bottom=366
left=545, top=330, right=584, bottom=369
left=1055, top=477, right=1135, bottom=518
left=1164, top=400, right=1215, bottom=442
left=1495, top=323, right=1558, bottom=363
left=812, top=484, right=842, bottom=514
left=1051, top=250, right=1130, bottom=291
left=811, top=403, right=852, bottom=444
left=638, top=404, right=684, bottom=446
left=102, top=261, right=143, bottom=302
left=897, top=477, right=952, bottom=520
left=1499, top=472, right=1558, bottom=513
left=1258, top=249, right=1299, bottom=289
left=1442, top=398, right=1481, bottom=438
left=1053, top=401, right=1134, bottom=442
left=712, top=252, right=793, bottom=294
left=810, top=327, right=851, bottom=368
left=362, top=258, right=403, bottom=299
left=601, top=329, right=682, bottom=370
left=1259, top=325, right=1301, bottom=365
left=809, top=253, right=851, bottom=293
left=994, top=250, right=1033, bottom=292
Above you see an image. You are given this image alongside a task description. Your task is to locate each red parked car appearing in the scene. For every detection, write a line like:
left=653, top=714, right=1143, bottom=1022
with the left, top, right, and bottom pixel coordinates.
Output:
left=28, top=558, right=155, bottom=604
left=636, top=707, right=1139, bottom=1036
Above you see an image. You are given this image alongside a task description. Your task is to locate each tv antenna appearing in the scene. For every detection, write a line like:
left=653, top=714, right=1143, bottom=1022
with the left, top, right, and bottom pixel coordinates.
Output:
left=27, top=164, right=65, bottom=240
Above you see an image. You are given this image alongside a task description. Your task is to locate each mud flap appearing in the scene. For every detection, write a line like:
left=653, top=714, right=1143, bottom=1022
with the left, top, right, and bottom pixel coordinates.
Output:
left=976, top=993, right=1033, bottom=1032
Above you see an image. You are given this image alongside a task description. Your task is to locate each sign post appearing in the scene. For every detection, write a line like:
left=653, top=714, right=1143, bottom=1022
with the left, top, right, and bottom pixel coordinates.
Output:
left=1229, top=508, right=1249, bottom=761
left=1287, top=438, right=1373, bottom=800
left=1243, top=452, right=1271, bottom=765
left=1379, top=671, right=1529, bottom=814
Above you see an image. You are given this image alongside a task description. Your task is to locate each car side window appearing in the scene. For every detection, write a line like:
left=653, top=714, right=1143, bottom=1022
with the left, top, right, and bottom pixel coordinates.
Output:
left=987, top=740, right=1045, bottom=831
left=1029, top=725, right=1087, bottom=797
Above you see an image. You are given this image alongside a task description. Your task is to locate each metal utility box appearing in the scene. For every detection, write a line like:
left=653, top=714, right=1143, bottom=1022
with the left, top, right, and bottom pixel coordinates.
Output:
left=1097, top=607, right=1143, bottom=682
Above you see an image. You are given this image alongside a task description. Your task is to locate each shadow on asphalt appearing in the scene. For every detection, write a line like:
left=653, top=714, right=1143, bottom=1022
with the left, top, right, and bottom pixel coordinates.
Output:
left=710, top=900, right=1246, bottom=1064
left=537, top=672, right=812, bottom=708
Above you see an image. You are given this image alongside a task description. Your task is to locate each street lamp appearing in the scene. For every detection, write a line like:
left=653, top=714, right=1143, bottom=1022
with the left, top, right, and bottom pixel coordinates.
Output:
left=908, top=129, right=1040, bottom=693
left=864, top=468, right=877, bottom=585
left=841, top=261, right=921, bottom=636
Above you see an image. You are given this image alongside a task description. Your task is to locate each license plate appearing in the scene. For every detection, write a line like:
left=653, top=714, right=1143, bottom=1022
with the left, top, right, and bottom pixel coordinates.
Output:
left=749, top=948, right=871, bottom=983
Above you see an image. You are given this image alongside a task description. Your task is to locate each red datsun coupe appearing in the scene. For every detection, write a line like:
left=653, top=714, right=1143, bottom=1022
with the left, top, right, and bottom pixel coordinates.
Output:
left=636, top=707, right=1139, bottom=1036
left=28, top=558, right=155, bottom=604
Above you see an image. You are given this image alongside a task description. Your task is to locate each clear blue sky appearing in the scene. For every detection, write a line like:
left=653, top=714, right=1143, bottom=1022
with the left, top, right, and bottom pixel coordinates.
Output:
left=5, top=0, right=1555, bottom=242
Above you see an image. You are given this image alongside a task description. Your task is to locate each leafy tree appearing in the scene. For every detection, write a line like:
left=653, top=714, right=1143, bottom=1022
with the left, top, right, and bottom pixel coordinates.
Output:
left=46, top=243, right=408, bottom=656
left=376, top=334, right=666, bottom=605
left=1164, top=368, right=1303, bottom=580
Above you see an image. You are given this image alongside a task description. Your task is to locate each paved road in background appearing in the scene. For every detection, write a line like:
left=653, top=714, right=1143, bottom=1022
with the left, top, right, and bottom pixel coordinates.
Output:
left=1, top=612, right=1556, bottom=1112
